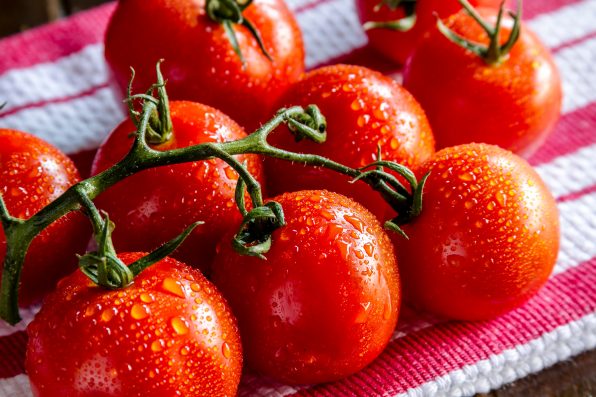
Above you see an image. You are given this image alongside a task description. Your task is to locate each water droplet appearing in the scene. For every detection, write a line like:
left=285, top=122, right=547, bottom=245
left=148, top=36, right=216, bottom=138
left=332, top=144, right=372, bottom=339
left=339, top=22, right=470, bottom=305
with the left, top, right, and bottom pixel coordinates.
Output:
left=363, top=243, right=374, bottom=256
left=222, top=342, right=232, bottom=359
left=180, top=346, right=190, bottom=356
left=355, top=250, right=365, bottom=259
left=140, top=293, right=154, bottom=303
left=487, top=201, right=496, bottom=210
left=458, top=172, right=475, bottom=181
left=101, top=308, right=116, bottom=322
left=224, top=167, right=237, bottom=180
left=162, top=278, right=185, bottom=298
left=357, top=114, right=370, bottom=127
left=495, top=191, right=507, bottom=207
left=327, top=224, right=342, bottom=240
left=344, top=214, right=364, bottom=232
left=390, top=137, right=399, bottom=149
left=131, top=304, right=149, bottom=320
left=151, top=339, right=164, bottom=352
left=355, top=302, right=371, bottom=324
left=171, top=317, right=190, bottom=335
left=350, top=99, right=363, bottom=111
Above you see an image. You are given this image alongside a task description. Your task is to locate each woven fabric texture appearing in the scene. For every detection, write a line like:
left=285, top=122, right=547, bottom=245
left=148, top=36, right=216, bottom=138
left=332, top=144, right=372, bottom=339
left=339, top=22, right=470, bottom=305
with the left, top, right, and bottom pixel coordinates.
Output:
left=0, top=0, right=595, bottom=396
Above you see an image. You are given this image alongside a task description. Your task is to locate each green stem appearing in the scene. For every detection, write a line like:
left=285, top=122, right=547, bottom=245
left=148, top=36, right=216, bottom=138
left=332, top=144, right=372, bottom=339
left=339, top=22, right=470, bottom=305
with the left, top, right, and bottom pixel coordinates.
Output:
left=363, top=0, right=417, bottom=32
left=437, top=0, right=522, bottom=65
left=0, top=66, right=423, bottom=325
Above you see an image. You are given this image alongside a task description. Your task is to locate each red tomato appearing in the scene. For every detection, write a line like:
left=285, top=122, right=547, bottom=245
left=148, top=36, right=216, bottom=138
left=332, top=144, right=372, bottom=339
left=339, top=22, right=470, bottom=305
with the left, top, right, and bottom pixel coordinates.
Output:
left=0, top=130, right=89, bottom=306
left=402, top=7, right=562, bottom=157
left=265, top=64, right=434, bottom=219
left=393, top=144, right=559, bottom=320
left=105, top=0, right=305, bottom=131
left=26, top=252, right=242, bottom=397
left=212, top=190, right=400, bottom=384
left=357, top=0, right=502, bottom=65
left=91, top=101, right=264, bottom=275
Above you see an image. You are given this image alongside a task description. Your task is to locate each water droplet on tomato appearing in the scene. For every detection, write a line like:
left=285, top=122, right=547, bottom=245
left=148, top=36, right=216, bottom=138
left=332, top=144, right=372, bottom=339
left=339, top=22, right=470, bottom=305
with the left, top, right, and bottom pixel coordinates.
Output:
left=162, top=278, right=185, bottom=298
left=131, top=304, right=149, bottom=320
left=171, top=317, right=190, bottom=335
left=222, top=342, right=232, bottom=359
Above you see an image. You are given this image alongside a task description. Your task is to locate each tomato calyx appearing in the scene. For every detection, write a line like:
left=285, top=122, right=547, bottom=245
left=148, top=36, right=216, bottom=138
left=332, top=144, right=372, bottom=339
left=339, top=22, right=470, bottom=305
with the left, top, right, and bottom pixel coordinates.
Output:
left=206, top=0, right=273, bottom=66
left=437, top=0, right=522, bottom=65
left=363, top=0, right=417, bottom=32
left=125, top=61, right=174, bottom=146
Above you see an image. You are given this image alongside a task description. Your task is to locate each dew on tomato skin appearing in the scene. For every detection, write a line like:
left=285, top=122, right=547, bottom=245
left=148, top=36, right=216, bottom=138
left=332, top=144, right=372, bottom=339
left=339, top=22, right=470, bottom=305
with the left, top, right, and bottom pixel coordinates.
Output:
left=344, top=214, right=364, bottom=232
left=171, top=317, right=190, bottom=335
left=162, top=277, right=186, bottom=298
left=131, top=304, right=150, bottom=320
left=487, top=201, right=496, bottom=211
left=101, top=308, right=116, bottom=322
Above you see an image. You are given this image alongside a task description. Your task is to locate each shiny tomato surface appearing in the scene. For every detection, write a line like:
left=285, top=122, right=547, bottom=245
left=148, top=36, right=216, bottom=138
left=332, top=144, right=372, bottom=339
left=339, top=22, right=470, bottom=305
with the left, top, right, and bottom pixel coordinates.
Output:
left=27, top=253, right=242, bottom=397
left=105, top=0, right=305, bottom=131
left=402, top=8, right=562, bottom=156
left=212, top=190, right=401, bottom=384
left=91, top=101, right=264, bottom=275
left=0, top=129, right=89, bottom=306
left=357, top=0, right=502, bottom=65
left=266, top=64, right=434, bottom=219
left=394, top=144, right=560, bottom=320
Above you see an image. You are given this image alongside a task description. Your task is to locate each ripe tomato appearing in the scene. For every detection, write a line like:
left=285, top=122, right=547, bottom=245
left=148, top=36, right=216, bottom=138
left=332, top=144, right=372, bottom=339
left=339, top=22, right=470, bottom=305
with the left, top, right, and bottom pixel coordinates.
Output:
left=393, top=144, right=559, bottom=321
left=91, top=101, right=264, bottom=275
left=265, top=64, right=434, bottom=219
left=26, top=252, right=242, bottom=397
left=105, top=0, right=305, bottom=131
left=357, top=0, right=502, bottom=65
left=402, top=7, right=562, bottom=157
left=0, top=130, right=89, bottom=307
left=212, top=190, right=400, bottom=384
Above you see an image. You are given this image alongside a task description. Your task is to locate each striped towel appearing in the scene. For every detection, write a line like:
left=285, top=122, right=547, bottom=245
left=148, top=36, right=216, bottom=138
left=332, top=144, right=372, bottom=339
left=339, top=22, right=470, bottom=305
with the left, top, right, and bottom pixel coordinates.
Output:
left=0, top=0, right=595, bottom=396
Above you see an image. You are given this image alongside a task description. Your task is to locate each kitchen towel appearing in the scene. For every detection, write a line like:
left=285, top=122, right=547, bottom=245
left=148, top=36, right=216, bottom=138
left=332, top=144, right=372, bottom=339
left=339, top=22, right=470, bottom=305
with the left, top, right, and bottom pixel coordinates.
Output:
left=0, top=0, right=595, bottom=396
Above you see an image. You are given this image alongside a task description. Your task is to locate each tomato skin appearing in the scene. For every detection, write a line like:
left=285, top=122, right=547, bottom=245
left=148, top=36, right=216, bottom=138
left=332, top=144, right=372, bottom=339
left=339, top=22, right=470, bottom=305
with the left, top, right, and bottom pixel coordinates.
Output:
left=402, top=8, right=562, bottom=157
left=105, top=0, right=305, bottom=131
left=0, top=130, right=89, bottom=307
left=265, top=64, right=434, bottom=219
left=393, top=144, right=559, bottom=321
left=357, top=0, right=502, bottom=65
left=91, top=101, right=264, bottom=275
left=26, top=253, right=242, bottom=397
left=211, top=190, right=400, bottom=384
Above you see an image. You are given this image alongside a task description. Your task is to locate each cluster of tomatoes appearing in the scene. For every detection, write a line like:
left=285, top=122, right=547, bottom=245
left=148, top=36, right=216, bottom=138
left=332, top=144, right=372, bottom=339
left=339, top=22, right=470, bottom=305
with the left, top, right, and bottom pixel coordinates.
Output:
left=0, top=0, right=562, bottom=395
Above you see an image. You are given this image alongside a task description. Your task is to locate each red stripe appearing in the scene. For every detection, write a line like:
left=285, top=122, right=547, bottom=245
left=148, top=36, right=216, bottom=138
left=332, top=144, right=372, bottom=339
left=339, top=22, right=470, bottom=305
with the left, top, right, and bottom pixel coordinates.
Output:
left=528, top=101, right=596, bottom=166
left=0, top=82, right=111, bottom=119
left=0, top=3, right=115, bottom=75
left=557, top=184, right=596, bottom=203
left=550, top=30, right=596, bottom=53
left=0, top=331, right=27, bottom=380
left=288, top=257, right=596, bottom=396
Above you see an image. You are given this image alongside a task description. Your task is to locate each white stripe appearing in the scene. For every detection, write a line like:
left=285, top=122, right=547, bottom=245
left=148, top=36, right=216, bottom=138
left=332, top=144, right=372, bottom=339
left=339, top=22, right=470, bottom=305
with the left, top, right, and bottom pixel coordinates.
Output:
left=0, top=44, right=106, bottom=110
left=554, top=192, right=596, bottom=275
left=0, top=375, right=33, bottom=397
left=536, top=144, right=596, bottom=199
left=0, top=86, right=126, bottom=154
left=298, top=0, right=367, bottom=68
left=557, top=36, right=596, bottom=113
left=396, top=312, right=596, bottom=397
left=528, top=0, right=596, bottom=48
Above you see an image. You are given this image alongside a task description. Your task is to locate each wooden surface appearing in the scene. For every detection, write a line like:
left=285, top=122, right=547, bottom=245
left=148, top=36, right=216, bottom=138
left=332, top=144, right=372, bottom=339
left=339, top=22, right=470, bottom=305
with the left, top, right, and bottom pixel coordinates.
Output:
left=0, top=1, right=594, bottom=396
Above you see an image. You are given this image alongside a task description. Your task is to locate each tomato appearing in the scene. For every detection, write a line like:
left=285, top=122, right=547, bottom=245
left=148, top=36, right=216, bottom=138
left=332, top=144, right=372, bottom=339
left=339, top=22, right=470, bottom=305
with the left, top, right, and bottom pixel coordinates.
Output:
left=0, top=130, right=89, bottom=307
left=357, top=0, right=502, bottom=65
left=211, top=190, right=400, bottom=384
left=91, top=101, right=264, bottom=275
left=393, top=144, right=559, bottom=321
left=26, top=252, right=242, bottom=397
left=105, top=0, right=305, bottom=131
left=265, top=64, right=434, bottom=219
left=402, top=7, right=562, bottom=157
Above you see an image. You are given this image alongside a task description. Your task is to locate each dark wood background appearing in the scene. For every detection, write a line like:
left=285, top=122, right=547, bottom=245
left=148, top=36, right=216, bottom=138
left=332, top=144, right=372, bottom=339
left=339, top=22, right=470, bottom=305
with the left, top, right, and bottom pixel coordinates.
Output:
left=0, top=0, right=594, bottom=396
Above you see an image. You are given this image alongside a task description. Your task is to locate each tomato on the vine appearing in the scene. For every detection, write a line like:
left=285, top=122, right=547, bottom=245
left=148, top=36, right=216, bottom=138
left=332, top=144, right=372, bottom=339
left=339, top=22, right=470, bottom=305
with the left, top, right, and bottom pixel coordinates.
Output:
left=105, top=0, right=305, bottom=131
left=393, top=144, right=559, bottom=320
left=91, top=101, right=264, bottom=275
left=266, top=64, right=434, bottom=219
left=212, top=190, right=400, bottom=384
left=402, top=5, right=562, bottom=156
left=357, top=0, right=502, bottom=65
left=26, top=252, right=242, bottom=397
left=0, top=129, right=89, bottom=306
